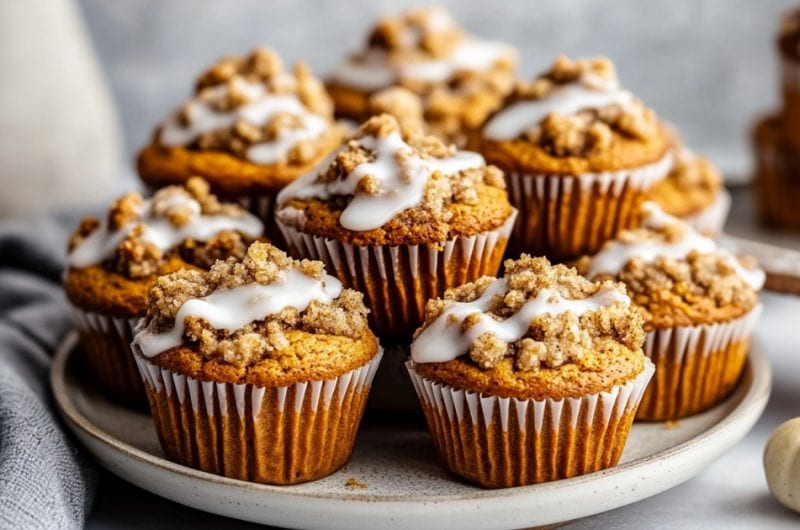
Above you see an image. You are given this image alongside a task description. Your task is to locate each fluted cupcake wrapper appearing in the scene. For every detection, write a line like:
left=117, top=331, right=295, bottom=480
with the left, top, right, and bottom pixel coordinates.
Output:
left=133, top=348, right=383, bottom=485
left=637, top=304, right=762, bottom=421
left=406, top=359, right=655, bottom=488
left=683, top=189, right=731, bottom=236
left=276, top=210, right=516, bottom=337
left=505, top=154, right=672, bottom=260
left=67, top=302, right=146, bottom=407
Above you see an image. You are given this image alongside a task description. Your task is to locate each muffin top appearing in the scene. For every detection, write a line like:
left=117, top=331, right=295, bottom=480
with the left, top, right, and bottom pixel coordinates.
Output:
left=276, top=114, right=514, bottom=245
left=410, top=255, right=647, bottom=400
left=577, top=203, right=764, bottom=329
left=331, top=7, right=516, bottom=94
left=65, top=178, right=263, bottom=315
left=328, top=7, right=517, bottom=142
left=151, top=48, right=337, bottom=168
left=132, top=242, right=377, bottom=386
left=650, top=144, right=723, bottom=218
left=481, top=56, right=670, bottom=174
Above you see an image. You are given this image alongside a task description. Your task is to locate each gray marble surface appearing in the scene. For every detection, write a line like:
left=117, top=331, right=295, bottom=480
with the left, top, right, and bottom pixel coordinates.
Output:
left=79, top=0, right=796, bottom=181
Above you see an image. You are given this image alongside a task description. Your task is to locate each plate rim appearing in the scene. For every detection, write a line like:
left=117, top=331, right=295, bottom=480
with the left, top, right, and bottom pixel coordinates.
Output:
left=52, top=331, right=772, bottom=520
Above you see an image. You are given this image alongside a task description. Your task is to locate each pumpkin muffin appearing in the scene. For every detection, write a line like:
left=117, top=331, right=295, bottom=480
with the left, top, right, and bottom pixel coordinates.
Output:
left=275, top=113, right=516, bottom=337
left=577, top=203, right=764, bottom=420
left=407, top=255, right=653, bottom=488
left=479, top=55, right=672, bottom=260
left=753, top=115, right=800, bottom=231
left=137, top=47, right=342, bottom=236
left=649, top=140, right=730, bottom=235
left=131, top=242, right=381, bottom=485
left=327, top=7, right=518, bottom=146
left=65, top=178, right=264, bottom=406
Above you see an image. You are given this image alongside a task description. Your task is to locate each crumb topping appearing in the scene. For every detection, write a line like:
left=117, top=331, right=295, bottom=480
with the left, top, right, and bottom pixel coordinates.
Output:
left=141, top=242, right=370, bottom=368
left=332, top=7, right=517, bottom=142
left=651, top=147, right=722, bottom=216
left=68, top=177, right=261, bottom=279
left=577, top=206, right=761, bottom=327
left=367, top=87, right=426, bottom=132
left=490, top=56, right=660, bottom=157
left=159, top=47, right=334, bottom=165
left=413, top=256, right=644, bottom=372
left=279, top=114, right=506, bottom=230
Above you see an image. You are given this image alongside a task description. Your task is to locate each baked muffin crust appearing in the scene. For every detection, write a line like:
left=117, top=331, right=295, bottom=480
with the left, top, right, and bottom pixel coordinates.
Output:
left=480, top=56, right=670, bottom=174
left=411, top=255, right=646, bottom=400
left=277, top=114, right=513, bottom=245
left=138, top=48, right=342, bottom=194
left=134, top=242, right=378, bottom=386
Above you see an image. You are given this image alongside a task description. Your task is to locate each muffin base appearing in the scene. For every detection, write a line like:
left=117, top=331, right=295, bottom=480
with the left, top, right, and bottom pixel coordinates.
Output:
left=406, top=359, right=654, bottom=488
left=505, top=155, right=671, bottom=260
left=67, top=303, right=145, bottom=407
left=277, top=211, right=516, bottom=338
left=134, top=349, right=382, bottom=485
left=636, top=305, right=762, bottom=421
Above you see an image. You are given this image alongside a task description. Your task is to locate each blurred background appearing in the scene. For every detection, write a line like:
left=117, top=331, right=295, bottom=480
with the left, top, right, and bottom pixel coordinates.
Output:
left=1, top=0, right=797, bottom=216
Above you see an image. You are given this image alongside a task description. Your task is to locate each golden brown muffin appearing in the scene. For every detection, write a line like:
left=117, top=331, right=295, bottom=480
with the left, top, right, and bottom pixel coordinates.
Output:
left=578, top=203, right=764, bottom=420
left=407, top=255, right=651, bottom=488
left=275, top=114, right=516, bottom=337
left=131, top=242, right=380, bottom=484
left=65, top=178, right=263, bottom=405
left=136, top=48, right=342, bottom=235
left=327, top=7, right=517, bottom=145
left=479, top=55, right=672, bottom=259
left=650, top=144, right=723, bottom=219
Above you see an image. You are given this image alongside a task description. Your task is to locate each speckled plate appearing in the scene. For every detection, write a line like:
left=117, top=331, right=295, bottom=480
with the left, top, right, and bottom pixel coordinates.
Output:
left=52, top=331, right=770, bottom=530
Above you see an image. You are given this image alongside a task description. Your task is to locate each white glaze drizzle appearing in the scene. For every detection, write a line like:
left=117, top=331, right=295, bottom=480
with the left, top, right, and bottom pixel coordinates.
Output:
left=587, top=202, right=766, bottom=290
left=410, top=278, right=629, bottom=364
left=277, top=130, right=485, bottom=231
left=332, top=40, right=516, bottom=90
left=68, top=193, right=264, bottom=268
left=483, top=80, right=633, bottom=141
left=159, top=79, right=328, bottom=165
left=132, top=269, right=343, bottom=358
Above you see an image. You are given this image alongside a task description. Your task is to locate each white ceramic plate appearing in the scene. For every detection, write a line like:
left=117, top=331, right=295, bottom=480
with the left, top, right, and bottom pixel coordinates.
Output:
left=52, top=332, right=771, bottom=530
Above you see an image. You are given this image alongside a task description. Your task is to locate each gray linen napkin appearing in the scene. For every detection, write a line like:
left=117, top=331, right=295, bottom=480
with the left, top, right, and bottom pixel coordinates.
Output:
left=0, top=213, right=96, bottom=530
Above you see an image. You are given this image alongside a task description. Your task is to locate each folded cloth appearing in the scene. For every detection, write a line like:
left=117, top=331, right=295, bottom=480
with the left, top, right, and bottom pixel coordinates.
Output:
left=0, top=213, right=96, bottom=530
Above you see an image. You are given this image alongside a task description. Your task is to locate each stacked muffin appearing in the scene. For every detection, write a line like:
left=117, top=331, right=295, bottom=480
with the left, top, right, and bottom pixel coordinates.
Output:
left=61, top=6, right=763, bottom=490
left=753, top=9, right=800, bottom=230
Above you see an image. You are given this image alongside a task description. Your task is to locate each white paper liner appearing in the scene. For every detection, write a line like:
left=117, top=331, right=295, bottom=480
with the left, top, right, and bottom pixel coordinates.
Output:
left=66, top=301, right=145, bottom=402
left=134, top=348, right=383, bottom=418
left=276, top=209, right=517, bottom=336
left=406, top=358, right=654, bottom=432
left=643, top=304, right=762, bottom=362
left=505, top=154, right=672, bottom=256
left=235, top=193, right=275, bottom=225
left=683, top=189, right=731, bottom=236
left=638, top=304, right=762, bottom=420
